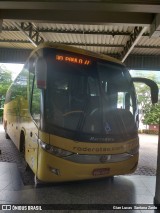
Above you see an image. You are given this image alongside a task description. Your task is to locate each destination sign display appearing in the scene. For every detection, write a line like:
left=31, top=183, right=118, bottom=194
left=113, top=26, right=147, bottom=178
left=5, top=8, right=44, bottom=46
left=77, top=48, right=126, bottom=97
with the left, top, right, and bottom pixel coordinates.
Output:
left=56, top=54, right=91, bottom=65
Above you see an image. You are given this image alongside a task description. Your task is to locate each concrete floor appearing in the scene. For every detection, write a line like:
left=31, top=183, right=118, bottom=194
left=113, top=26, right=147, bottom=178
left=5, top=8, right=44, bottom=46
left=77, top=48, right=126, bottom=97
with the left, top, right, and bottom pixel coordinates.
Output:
left=0, top=123, right=159, bottom=212
left=0, top=162, right=158, bottom=213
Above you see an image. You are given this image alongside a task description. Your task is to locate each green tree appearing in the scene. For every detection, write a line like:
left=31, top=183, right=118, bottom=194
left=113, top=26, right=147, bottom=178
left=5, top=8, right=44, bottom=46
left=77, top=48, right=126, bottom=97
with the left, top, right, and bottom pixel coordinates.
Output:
left=0, top=65, right=12, bottom=107
left=143, top=103, right=160, bottom=125
left=132, top=71, right=160, bottom=125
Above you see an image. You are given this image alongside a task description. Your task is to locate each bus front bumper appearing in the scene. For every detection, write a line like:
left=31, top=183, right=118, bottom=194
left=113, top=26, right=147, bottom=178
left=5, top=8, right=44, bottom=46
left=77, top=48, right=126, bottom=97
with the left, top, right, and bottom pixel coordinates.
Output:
left=36, top=147, right=139, bottom=183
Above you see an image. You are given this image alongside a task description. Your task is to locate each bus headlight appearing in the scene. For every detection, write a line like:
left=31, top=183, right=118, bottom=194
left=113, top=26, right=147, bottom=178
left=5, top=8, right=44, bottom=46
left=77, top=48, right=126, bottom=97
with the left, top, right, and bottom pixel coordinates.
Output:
left=39, top=140, right=73, bottom=157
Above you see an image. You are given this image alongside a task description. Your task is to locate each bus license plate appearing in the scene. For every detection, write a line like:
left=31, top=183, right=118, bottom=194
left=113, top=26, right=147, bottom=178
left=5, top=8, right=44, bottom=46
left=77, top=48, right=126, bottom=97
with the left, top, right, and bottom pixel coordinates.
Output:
left=92, top=168, right=110, bottom=176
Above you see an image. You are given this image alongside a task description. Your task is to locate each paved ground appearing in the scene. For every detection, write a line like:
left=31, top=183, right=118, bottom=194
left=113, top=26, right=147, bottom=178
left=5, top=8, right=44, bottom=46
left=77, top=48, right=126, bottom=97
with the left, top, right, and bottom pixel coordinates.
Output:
left=0, top=124, right=158, bottom=185
left=133, top=134, right=158, bottom=176
left=0, top=162, right=157, bottom=212
left=0, top=125, right=34, bottom=185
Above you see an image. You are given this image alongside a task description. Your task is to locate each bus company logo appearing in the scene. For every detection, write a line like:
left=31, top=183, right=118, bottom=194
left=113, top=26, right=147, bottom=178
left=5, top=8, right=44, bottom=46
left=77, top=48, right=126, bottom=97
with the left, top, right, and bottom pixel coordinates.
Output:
left=104, top=122, right=111, bottom=134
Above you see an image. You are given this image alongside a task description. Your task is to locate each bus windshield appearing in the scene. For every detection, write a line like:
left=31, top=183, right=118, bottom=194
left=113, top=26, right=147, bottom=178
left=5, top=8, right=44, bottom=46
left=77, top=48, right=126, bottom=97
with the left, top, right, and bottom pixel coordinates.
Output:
left=44, top=50, right=137, bottom=142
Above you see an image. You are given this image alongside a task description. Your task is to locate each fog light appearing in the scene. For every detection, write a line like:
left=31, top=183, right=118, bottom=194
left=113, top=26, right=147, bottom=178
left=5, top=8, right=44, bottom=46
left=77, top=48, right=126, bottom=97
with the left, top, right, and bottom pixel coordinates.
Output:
left=49, top=166, right=60, bottom=176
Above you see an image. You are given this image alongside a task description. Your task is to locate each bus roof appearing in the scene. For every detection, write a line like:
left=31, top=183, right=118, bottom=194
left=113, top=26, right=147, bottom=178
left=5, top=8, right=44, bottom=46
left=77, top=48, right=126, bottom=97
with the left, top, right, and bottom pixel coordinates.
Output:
left=31, top=42, right=123, bottom=66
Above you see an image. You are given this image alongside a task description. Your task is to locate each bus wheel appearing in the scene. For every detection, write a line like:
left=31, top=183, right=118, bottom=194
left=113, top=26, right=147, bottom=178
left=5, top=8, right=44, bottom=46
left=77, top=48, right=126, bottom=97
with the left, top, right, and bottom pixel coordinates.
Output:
left=20, top=132, right=30, bottom=171
left=24, top=161, right=30, bottom=171
left=20, top=132, right=25, bottom=154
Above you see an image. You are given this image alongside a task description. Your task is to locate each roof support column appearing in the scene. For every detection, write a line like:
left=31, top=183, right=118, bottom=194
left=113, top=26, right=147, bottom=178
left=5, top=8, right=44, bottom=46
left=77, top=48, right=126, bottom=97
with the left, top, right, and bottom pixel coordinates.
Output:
left=150, top=14, right=160, bottom=37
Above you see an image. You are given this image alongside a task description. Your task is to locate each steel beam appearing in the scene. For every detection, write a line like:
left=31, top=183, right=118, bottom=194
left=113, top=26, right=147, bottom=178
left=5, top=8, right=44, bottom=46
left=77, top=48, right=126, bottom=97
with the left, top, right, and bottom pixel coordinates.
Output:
left=0, top=40, right=123, bottom=47
left=0, top=39, right=160, bottom=50
left=0, top=1, right=157, bottom=25
left=0, top=1, right=160, bottom=13
left=121, top=26, right=147, bottom=62
left=0, top=10, right=153, bottom=25
left=1, top=26, right=150, bottom=37
left=0, top=39, right=30, bottom=43
left=150, top=13, right=160, bottom=37
left=11, top=22, right=44, bottom=47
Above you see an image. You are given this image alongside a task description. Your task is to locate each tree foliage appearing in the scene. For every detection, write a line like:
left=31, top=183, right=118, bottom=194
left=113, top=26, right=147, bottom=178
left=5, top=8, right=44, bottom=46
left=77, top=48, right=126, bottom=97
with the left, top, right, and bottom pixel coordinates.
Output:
left=133, top=71, right=160, bottom=125
left=143, top=103, right=160, bottom=125
left=0, top=65, right=12, bottom=107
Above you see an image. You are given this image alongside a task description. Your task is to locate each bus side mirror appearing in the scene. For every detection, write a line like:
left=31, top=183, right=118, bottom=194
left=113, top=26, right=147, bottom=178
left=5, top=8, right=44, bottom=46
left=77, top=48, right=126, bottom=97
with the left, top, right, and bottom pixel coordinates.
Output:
left=132, top=77, right=159, bottom=104
left=35, top=57, right=47, bottom=89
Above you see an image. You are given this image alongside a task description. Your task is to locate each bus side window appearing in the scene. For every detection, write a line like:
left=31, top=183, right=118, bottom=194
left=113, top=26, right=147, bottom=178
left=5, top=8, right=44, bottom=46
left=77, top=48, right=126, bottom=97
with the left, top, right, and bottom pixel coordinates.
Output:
left=31, top=78, right=41, bottom=125
left=5, top=87, right=12, bottom=103
left=13, top=68, right=28, bottom=99
left=29, top=57, right=41, bottom=126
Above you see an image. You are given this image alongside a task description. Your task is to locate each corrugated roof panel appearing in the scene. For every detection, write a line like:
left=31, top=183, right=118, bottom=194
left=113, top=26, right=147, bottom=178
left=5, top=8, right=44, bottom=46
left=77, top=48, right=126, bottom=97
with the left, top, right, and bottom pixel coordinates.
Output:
left=137, top=36, right=147, bottom=45
left=132, top=48, right=160, bottom=55
left=71, top=45, right=123, bottom=55
left=149, top=38, right=160, bottom=46
left=0, top=37, right=34, bottom=49
left=115, top=35, right=124, bottom=46
left=42, top=32, right=128, bottom=47
left=10, top=43, right=34, bottom=49
left=3, top=20, right=15, bottom=28
left=63, top=34, right=70, bottom=43
left=112, top=47, right=123, bottom=54
left=42, top=33, right=56, bottom=42
left=0, top=21, right=159, bottom=60
left=138, top=36, right=160, bottom=46
left=0, top=31, right=27, bottom=41
left=34, top=22, right=135, bottom=34
left=112, top=35, right=126, bottom=45
left=0, top=41, right=34, bottom=49
left=149, top=37, right=158, bottom=46
left=0, top=42, right=15, bottom=48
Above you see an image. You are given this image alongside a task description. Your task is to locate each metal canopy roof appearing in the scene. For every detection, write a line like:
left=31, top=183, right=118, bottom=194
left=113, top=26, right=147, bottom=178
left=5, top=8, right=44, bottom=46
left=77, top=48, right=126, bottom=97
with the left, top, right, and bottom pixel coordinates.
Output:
left=0, top=0, right=160, bottom=64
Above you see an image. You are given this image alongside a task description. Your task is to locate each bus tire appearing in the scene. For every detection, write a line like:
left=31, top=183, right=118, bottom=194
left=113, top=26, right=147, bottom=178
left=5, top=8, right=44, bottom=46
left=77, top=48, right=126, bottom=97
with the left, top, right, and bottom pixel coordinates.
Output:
left=19, top=131, right=30, bottom=171
left=5, top=126, right=10, bottom=139
left=5, top=131, right=10, bottom=139
left=20, top=132, right=25, bottom=154
left=24, top=161, right=30, bottom=172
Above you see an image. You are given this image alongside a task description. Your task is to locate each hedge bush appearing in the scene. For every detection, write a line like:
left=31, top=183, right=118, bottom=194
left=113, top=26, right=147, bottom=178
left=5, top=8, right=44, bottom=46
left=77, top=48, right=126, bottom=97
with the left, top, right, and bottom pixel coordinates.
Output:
left=138, top=129, right=159, bottom=135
